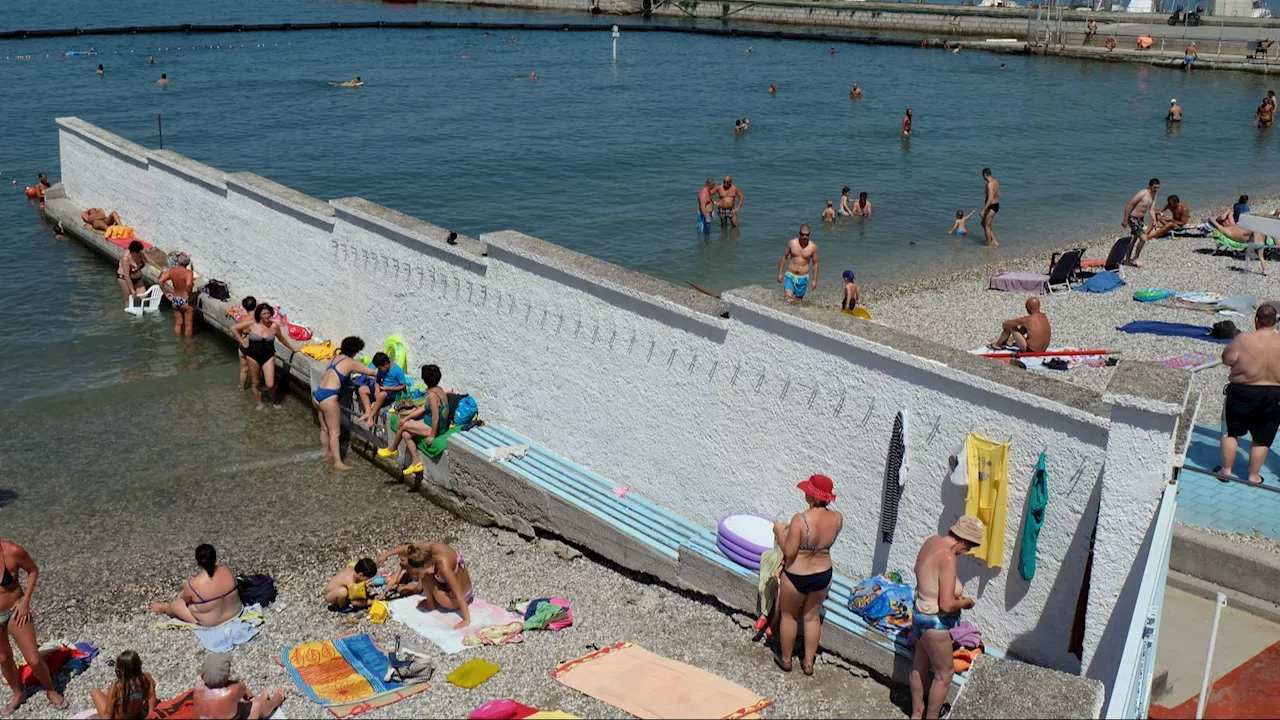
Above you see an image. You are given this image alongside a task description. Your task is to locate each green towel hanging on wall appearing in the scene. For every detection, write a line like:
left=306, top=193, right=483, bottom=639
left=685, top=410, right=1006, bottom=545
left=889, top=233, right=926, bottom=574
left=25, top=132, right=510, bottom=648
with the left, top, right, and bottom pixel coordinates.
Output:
left=1019, top=452, right=1050, bottom=581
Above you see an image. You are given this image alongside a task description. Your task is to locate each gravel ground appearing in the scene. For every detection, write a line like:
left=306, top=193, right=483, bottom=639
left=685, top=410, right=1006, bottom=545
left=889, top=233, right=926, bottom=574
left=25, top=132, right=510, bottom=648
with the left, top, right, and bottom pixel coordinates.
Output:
left=0, top=365, right=906, bottom=720
left=812, top=197, right=1280, bottom=426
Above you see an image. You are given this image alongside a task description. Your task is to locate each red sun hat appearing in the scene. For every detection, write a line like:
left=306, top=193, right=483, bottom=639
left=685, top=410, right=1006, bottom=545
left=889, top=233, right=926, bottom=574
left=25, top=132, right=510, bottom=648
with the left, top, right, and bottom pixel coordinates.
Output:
left=797, top=474, right=836, bottom=503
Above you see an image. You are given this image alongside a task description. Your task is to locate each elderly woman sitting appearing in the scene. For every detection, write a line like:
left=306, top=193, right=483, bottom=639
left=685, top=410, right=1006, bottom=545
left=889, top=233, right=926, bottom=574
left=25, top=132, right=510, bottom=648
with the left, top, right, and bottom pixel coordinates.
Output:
left=148, top=544, right=242, bottom=627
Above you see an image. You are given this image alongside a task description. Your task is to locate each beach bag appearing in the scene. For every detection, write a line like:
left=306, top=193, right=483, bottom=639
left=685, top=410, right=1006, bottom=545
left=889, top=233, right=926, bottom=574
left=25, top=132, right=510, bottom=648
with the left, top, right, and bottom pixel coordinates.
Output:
left=448, top=393, right=478, bottom=428
left=204, top=279, right=230, bottom=301
left=1210, top=320, right=1241, bottom=339
left=237, top=574, right=277, bottom=607
left=847, top=574, right=914, bottom=638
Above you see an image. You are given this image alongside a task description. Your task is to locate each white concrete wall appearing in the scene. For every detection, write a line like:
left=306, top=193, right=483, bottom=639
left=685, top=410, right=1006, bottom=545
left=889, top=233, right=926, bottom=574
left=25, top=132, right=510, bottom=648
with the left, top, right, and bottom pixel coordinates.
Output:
left=57, top=117, right=1182, bottom=680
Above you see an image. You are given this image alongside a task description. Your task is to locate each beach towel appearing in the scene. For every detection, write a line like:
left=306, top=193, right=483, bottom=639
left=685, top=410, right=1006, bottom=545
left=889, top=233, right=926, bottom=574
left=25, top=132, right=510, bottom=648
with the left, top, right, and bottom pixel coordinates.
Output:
left=155, top=604, right=265, bottom=652
left=150, top=689, right=196, bottom=719
left=1146, top=350, right=1221, bottom=371
left=1018, top=452, right=1049, bottom=581
left=880, top=412, right=907, bottom=543
left=1116, top=321, right=1231, bottom=344
left=987, top=272, right=1048, bottom=294
left=551, top=642, right=772, bottom=719
left=847, top=574, right=914, bottom=638
left=964, top=433, right=1010, bottom=569
left=281, top=634, right=429, bottom=718
left=6, top=641, right=98, bottom=689
left=1074, top=270, right=1124, bottom=294
left=517, top=598, right=573, bottom=632
left=388, top=596, right=520, bottom=654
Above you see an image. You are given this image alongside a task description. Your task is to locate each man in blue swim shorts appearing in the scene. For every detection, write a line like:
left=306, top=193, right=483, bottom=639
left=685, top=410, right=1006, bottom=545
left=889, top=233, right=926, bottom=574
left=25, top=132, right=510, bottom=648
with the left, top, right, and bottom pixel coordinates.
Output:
left=911, top=514, right=983, bottom=720
left=778, top=223, right=818, bottom=301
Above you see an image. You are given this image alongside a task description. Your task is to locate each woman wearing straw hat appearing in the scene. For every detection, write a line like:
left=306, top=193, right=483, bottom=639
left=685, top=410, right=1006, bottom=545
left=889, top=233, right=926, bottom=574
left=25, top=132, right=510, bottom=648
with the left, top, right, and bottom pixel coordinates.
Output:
left=771, top=474, right=843, bottom=675
left=910, top=514, right=984, bottom=720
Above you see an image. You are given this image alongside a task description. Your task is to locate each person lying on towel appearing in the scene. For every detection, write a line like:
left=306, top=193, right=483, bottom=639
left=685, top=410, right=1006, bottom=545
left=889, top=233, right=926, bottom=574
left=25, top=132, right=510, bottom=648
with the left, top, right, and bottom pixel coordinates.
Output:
left=988, top=297, right=1051, bottom=353
left=323, top=558, right=379, bottom=611
left=82, top=207, right=122, bottom=232
left=1147, top=195, right=1191, bottom=240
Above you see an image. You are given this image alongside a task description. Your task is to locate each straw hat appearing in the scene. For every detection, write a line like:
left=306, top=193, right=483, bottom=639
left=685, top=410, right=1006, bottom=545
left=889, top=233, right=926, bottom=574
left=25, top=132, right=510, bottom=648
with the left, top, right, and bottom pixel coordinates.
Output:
left=950, top=514, right=985, bottom=546
left=797, top=474, right=836, bottom=503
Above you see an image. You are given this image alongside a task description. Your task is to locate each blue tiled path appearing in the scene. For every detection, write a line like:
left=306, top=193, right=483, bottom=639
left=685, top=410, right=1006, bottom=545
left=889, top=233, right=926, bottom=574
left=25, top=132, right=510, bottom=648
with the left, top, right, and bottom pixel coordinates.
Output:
left=1178, top=423, right=1280, bottom=539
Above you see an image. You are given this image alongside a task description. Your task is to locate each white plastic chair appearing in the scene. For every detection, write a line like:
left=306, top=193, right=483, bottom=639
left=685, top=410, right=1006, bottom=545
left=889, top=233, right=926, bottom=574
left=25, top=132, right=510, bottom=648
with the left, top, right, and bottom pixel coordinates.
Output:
left=124, top=285, right=164, bottom=316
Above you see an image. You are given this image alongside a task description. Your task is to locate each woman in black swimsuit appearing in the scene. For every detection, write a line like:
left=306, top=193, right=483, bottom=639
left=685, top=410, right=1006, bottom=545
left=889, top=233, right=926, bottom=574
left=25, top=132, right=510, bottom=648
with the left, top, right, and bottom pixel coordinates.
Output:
left=0, top=540, right=68, bottom=713
left=231, top=304, right=295, bottom=410
left=116, top=240, right=147, bottom=304
left=771, top=475, right=843, bottom=675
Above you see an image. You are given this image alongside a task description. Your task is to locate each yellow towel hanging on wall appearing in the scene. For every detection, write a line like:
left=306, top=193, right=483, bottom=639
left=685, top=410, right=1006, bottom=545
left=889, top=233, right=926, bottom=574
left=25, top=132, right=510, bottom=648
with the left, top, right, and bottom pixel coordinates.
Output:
left=963, top=432, right=1010, bottom=569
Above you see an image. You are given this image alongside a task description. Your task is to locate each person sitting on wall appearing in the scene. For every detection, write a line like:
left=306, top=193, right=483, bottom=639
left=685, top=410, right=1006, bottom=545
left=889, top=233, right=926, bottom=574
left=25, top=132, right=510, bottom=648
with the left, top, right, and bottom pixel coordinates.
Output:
left=988, top=297, right=1051, bottom=353
left=323, top=558, right=379, bottom=611
left=148, top=544, right=243, bottom=627
left=83, top=207, right=122, bottom=232
left=356, top=352, right=411, bottom=428
left=377, top=363, right=449, bottom=477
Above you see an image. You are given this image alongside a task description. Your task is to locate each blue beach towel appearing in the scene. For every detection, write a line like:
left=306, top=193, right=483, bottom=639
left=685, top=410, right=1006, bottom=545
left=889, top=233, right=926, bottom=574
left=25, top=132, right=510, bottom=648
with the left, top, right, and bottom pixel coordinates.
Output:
left=1075, top=271, right=1125, bottom=294
left=847, top=574, right=914, bottom=638
left=1116, top=321, right=1231, bottom=344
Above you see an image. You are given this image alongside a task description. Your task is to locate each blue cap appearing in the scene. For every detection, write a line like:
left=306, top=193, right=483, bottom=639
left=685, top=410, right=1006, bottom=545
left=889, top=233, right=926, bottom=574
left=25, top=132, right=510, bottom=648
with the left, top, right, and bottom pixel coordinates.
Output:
left=843, top=270, right=856, bottom=282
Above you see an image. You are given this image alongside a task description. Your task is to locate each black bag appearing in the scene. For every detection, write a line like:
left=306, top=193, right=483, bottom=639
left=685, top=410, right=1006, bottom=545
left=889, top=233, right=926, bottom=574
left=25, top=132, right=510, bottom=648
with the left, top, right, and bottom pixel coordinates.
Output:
left=237, top=574, right=277, bottom=607
left=1210, top=320, right=1240, bottom=339
left=204, top=279, right=230, bottom=301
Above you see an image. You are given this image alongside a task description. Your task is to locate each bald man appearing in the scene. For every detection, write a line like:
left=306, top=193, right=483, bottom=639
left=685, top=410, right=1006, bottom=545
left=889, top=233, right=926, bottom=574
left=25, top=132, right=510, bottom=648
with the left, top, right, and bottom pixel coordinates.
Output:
left=988, top=297, right=1051, bottom=352
left=711, top=176, right=743, bottom=228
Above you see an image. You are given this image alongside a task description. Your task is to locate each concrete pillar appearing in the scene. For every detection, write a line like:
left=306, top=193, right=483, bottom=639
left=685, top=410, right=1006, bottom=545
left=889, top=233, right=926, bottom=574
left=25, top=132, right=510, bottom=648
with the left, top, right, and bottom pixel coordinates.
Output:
left=1083, top=363, right=1191, bottom=694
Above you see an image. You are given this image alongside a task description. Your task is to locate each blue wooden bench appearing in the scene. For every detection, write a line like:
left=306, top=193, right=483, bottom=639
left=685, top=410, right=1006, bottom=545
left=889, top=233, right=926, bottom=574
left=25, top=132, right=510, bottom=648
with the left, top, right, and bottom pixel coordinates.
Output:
left=452, top=423, right=1001, bottom=687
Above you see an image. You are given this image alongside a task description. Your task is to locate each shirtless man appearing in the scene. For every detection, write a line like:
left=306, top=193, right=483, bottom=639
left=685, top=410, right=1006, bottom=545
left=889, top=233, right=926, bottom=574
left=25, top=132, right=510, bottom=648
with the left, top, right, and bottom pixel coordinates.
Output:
left=323, top=558, right=378, bottom=610
left=849, top=82, right=862, bottom=99
left=711, top=175, right=743, bottom=228
left=980, top=168, right=1000, bottom=247
left=1210, top=218, right=1269, bottom=274
left=910, top=516, right=983, bottom=720
left=157, top=73, right=169, bottom=86
left=989, top=297, right=1051, bottom=352
left=1147, top=194, right=1190, bottom=239
left=777, top=224, right=818, bottom=301
left=1122, top=177, right=1160, bottom=267
left=697, top=178, right=716, bottom=229
left=901, top=108, right=913, bottom=138
left=193, top=654, right=286, bottom=720
left=1219, top=304, right=1280, bottom=485
left=157, top=254, right=195, bottom=336
left=1257, top=95, right=1275, bottom=128
left=1166, top=98, right=1182, bottom=123
left=1183, top=42, right=1197, bottom=71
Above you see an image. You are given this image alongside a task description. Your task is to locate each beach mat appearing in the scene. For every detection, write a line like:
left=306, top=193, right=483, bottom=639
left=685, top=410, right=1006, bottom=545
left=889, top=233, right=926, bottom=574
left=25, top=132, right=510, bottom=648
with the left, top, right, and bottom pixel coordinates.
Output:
left=281, top=634, right=428, bottom=718
left=1145, top=350, right=1221, bottom=371
left=551, top=642, right=772, bottom=719
left=387, top=597, right=520, bottom=654
left=1116, top=321, right=1231, bottom=344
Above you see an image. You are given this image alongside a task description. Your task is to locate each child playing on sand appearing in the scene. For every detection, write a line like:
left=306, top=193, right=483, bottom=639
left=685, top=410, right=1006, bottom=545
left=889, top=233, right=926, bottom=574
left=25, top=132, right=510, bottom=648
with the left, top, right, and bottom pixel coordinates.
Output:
left=822, top=200, right=836, bottom=222
left=841, top=270, right=860, bottom=314
left=950, top=210, right=976, bottom=237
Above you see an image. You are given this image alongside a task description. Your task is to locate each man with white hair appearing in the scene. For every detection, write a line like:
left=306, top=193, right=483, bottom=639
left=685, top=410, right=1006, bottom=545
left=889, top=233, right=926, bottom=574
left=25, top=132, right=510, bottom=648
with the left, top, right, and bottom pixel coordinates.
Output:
left=158, top=254, right=195, bottom=337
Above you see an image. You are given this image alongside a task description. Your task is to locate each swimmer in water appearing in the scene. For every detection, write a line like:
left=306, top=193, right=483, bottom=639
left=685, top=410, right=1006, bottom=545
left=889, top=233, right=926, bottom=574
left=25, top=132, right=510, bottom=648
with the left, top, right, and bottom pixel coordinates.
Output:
left=1000, top=63, right=1006, bottom=70
left=529, top=72, right=537, bottom=82
left=742, top=117, right=749, bottom=131
left=747, top=46, right=754, bottom=54
left=97, top=64, right=104, bottom=75
left=330, top=77, right=363, bottom=87
left=769, top=83, right=777, bottom=94
left=829, top=46, right=836, bottom=55
left=149, top=55, right=156, bottom=64
left=822, top=200, right=836, bottom=222
left=734, top=119, right=744, bottom=133
left=949, top=210, right=975, bottom=237
left=1167, top=98, right=1182, bottom=123
left=852, top=192, right=872, bottom=217
left=838, top=187, right=852, bottom=217
left=849, top=82, right=862, bottom=99
left=901, top=108, right=913, bottom=138
left=157, top=73, right=168, bottom=86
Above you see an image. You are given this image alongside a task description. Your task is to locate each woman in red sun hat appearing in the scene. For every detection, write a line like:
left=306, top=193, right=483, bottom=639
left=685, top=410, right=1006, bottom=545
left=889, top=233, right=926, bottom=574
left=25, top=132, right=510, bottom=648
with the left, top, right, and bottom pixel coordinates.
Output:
left=771, top=474, right=844, bottom=675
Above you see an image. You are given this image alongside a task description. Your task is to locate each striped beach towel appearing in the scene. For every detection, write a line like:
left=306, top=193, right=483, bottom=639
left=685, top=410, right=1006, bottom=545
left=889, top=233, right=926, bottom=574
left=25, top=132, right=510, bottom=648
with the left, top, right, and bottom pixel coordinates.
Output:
left=880, top=412, right=906, bottom=543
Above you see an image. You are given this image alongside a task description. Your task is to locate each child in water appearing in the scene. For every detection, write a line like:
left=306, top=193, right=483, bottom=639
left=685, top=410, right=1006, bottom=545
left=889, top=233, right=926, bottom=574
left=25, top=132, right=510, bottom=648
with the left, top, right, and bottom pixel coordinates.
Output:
left=949, top=210, right=976, bottom=237
left=841, top=270, right=860, bottom=314
left=822, top=200, right=836, bottom=222
left=838, top=187, right=852, bottom=216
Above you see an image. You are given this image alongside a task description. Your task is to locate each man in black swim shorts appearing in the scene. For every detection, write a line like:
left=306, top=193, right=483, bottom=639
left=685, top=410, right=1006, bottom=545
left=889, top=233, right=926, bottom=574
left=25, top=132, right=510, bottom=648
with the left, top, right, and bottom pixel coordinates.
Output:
left=1219, top=304, right=1280, bottom=485
left=981, top=168, right=1000, bottom=247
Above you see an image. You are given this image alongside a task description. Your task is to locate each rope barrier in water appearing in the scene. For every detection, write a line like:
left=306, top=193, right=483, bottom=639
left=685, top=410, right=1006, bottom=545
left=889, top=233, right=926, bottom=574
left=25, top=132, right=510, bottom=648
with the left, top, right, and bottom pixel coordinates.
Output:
left=0, top=20, right=1001, bottom=51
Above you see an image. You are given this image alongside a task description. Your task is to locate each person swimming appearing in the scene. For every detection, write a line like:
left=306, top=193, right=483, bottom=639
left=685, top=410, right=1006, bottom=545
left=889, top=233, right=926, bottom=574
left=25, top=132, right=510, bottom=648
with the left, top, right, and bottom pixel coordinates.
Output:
left=329, top=77, right=363, bottom=87
left=950, top=210, right=975, bottom=236
left=849, top=83, right=862, bottom=99
left=769, top=83, right=776, bottom=94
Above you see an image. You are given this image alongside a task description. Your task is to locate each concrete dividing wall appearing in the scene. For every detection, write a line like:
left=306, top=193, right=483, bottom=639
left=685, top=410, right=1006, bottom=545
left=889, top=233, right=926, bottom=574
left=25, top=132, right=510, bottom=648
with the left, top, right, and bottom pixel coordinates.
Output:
left=55, top=116, right=1190, bottom=686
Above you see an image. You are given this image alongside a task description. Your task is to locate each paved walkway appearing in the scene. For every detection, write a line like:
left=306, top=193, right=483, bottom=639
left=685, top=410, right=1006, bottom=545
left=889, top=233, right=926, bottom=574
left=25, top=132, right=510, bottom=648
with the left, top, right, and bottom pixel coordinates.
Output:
left=1150, top=586, right=1280, bottom=718
left=1176, top=424, right=1280, bottom=540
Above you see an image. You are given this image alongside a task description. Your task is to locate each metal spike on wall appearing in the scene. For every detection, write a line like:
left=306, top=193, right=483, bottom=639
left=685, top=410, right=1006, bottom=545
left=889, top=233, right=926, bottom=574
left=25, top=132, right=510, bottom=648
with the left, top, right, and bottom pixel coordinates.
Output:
left=667, top=348, right=677, bottom=369
left=834, top=388, right=847, bottom=417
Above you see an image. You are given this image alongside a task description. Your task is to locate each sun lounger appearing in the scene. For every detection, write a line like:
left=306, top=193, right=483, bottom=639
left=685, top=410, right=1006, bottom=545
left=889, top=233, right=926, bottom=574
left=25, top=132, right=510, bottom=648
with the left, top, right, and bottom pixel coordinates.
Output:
left=1103, top=237, right=1130, bottom=272
left=989, top=249, right=1083, bottom=295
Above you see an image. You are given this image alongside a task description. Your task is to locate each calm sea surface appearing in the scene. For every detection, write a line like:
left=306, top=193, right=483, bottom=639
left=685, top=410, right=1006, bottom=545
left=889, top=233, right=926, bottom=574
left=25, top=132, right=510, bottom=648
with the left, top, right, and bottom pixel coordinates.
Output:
left=2, top=0, right=1279, bottom=401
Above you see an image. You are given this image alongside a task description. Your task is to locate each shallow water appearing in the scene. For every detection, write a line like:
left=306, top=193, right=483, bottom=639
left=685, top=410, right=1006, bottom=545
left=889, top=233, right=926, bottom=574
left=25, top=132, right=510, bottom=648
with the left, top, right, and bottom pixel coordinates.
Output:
left=2, top=0, right=1280, bottom=401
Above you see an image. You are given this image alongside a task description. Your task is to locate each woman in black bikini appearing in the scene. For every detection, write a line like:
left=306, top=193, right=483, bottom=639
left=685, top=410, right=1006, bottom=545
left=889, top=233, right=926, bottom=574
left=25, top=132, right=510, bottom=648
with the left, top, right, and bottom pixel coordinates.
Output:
left=0, top=540, right=67, bottom=714
left=148, top=544, right=242, bottom=627
left=771, top=474, right=843, bottom=675
left=116, top=240, right=147, bottom=304
left=231, top=304, right=296, bottom=410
